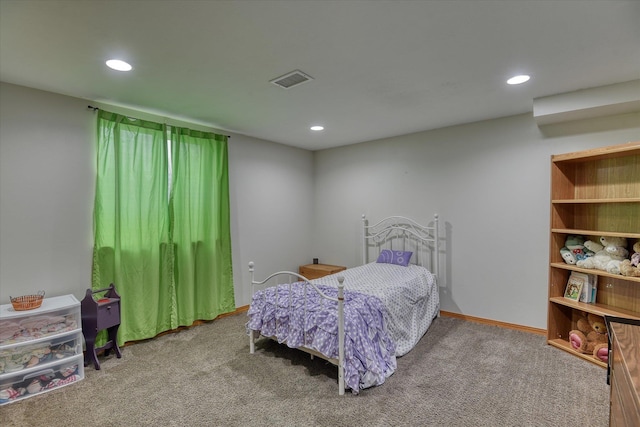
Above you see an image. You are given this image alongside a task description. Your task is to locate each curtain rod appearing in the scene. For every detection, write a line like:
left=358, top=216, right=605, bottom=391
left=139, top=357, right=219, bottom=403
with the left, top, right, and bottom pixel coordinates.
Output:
left=86, top=105, right=230, bottom=138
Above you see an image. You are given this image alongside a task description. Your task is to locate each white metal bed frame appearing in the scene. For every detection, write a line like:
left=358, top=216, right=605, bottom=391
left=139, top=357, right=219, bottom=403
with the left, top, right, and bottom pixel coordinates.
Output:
left=248, top=213, right=439, bottom=395
left=362, top=214, right=439, bottom=278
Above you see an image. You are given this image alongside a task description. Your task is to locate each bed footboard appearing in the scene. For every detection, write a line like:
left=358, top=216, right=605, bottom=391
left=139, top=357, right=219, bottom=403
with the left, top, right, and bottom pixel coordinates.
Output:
left=248, top=262, right=346, bottom=395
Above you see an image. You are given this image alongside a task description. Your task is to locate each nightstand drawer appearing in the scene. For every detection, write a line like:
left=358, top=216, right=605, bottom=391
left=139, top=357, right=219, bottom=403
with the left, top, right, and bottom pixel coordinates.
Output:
left=299, top=264, right=346, bottom=280
left=96, top=299, right=120, bottom=330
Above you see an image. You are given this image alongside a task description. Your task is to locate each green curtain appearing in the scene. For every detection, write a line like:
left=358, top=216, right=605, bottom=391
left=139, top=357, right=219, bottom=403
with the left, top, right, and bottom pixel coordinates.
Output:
left=92, top=111, right=234, bottom=345
left=170, top=127, right=235, bottom=325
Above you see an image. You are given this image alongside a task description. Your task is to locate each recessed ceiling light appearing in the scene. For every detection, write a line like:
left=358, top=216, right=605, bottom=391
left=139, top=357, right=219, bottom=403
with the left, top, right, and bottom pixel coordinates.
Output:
left=507, top=74, right=530, bottom=85
left=106, top=59, right=132, bottom=72
left=310, top=126, right=324, bottom=131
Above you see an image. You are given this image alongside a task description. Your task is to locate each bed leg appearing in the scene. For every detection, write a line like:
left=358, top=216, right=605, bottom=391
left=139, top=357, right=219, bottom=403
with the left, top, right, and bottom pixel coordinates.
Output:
left=249, top=330, right=256, bottom=354
left=337, top=276, right=345, bottom=396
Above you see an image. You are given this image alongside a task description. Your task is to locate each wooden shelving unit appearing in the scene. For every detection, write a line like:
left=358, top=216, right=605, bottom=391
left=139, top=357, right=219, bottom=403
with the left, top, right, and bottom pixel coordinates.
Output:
left=547, top=141, right=640, bottom=368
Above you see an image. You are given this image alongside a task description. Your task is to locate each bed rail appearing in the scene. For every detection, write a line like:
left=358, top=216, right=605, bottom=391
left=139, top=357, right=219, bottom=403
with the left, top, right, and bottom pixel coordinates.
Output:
left=248, top=261, right=346, bottom=395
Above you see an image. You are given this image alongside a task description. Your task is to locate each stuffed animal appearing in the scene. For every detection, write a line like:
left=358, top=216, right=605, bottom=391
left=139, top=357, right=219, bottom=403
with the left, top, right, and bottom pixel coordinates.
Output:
left=560, top=247, right=577, bottom=264
left=566, top=235, right=585, bottom=250
left=575, top=247, right=594, bottom=262
left=632, top=241, right=640, bottom=267
left=601, top=236, right=629, bottom=259
left=620, top=240, right=640, bottom=277
left=568, top=313, right=608, bottom=363
left=560, top=235, right=592, bottom=264
left=576, top=238, right=626, bottom=274
left=583, top=240, right=603, bottom=253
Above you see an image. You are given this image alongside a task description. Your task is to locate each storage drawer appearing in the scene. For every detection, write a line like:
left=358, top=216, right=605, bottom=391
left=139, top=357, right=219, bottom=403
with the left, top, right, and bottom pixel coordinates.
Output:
left=0, top=354, right=84, bottom=405
left=0, top=295, right=80, bottom=346
left=96, top=298, right=120, bottom=330
left=0, top=329, right=82, bottom=375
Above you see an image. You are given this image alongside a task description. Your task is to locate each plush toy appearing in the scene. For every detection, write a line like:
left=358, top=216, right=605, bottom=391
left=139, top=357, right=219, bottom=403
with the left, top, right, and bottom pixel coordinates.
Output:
left=601, top=236, right=629, bottom=259
left=568, top=313, right=608, bottom=363
left=560, top=235, right=592, bottom=264
left=620, top=240, right=640, bottom=277
left=632, top=241, right=640, bottom=267
left=575, top=247, right=594, bottom=262
left=560, top=247, right=577, bottom=264
left=566, top=235, right=585, bottom=250
left=576, top=238, right=626, bottom=274
left=583, top=240, right=604, bottom=253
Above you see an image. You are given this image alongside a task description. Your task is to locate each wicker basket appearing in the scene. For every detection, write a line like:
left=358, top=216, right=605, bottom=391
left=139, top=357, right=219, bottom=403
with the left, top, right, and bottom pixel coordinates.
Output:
left=10, top=291, right=45, bottom=311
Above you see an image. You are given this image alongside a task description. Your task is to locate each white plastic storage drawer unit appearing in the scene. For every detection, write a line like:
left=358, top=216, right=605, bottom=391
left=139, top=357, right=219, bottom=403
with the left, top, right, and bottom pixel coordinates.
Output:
left=0, top=294, right=84, bottom=405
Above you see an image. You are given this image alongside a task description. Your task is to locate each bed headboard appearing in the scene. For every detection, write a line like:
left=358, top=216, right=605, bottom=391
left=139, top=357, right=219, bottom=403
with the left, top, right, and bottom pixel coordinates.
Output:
left=362, top=214, right=439, bottom=278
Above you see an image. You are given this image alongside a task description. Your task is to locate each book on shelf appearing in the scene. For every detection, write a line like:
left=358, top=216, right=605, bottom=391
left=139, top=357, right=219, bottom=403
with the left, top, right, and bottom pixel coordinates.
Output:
left=564, top=273, right=584, bottom=302
left=575, top=272, right=591, bottom=303
left=566, top=271, right=597, bottom=303
left=581, top=273, right=597, bottom=304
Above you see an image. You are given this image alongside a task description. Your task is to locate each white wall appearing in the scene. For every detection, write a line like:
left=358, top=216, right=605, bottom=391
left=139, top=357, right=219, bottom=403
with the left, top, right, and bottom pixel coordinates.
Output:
left=0, top=83, right=94, bottom=301
left=313, top=112, right=640, bottom=329
left=2, top=81, right=638, bottom=331
left=228, top=134, right=315, bottom=305
left=0, top=82, right=315, bottom=307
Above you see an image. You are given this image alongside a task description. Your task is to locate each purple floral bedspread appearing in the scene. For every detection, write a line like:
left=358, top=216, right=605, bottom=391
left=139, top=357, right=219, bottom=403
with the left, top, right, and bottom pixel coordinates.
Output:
left=246, top=283, right=397, bottom=394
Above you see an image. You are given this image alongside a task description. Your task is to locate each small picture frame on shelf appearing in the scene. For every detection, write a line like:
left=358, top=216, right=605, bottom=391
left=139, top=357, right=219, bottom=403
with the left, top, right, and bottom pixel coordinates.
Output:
left=564, top=274, right=584, bottom=302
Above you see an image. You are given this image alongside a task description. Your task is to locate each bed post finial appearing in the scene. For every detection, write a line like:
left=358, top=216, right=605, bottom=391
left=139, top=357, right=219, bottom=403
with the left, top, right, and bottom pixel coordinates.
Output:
left=433, top=214, right=439, bottom=283
left=362, top=215, right=368, bottom=265
left=248, top=262, right=256, bottom=293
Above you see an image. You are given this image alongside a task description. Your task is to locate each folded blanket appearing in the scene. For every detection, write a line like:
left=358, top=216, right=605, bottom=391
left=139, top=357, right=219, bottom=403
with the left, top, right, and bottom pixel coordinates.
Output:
left=0, top=316, right=77, bottom=345
left=0, top=321, right=22, bottom=342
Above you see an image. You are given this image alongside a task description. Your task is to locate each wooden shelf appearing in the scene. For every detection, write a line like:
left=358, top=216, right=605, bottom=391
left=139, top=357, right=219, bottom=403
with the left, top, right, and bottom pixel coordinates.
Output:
left=549, top=297, right=640, bottom=320
left=550, top=263, right=640, bottom=284
left=551, top=141, right=640, bottom=162
left=552, top=198, right=640, bottom=204
left=547, top=141, right=640, bottom=372
left=551, top=229, right=640, bottom=239
left=547, top=338, right=607, bottom=368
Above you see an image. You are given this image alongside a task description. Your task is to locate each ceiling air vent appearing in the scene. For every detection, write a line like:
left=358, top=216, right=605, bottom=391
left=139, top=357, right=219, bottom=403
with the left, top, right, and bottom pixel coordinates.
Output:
left=270, top=70, right=313, bottom=89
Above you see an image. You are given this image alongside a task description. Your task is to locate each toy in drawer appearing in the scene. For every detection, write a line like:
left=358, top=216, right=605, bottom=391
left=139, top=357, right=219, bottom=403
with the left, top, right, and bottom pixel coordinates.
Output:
left=0, top=354, right=84, bottom=405
left=0, top=330, right=83, bottom=375
left=0, top=295, right=80, bottom=346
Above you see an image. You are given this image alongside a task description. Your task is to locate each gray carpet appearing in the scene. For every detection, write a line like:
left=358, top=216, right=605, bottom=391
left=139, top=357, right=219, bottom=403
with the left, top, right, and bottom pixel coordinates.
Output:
left=0, top=314, right=609, bottom=427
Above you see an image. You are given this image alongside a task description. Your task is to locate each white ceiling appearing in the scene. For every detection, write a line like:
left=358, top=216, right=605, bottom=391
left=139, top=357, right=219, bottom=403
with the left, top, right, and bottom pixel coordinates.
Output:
left=1, top=0, right=639, bottom=150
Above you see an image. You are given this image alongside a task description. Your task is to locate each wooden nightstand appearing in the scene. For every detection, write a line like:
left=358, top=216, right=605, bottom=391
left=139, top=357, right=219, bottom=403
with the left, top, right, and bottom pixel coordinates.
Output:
left=81, top=284, right=122, bottom=370
left=299, top=263, right=346, bottom=280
